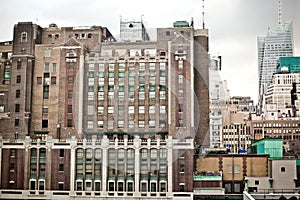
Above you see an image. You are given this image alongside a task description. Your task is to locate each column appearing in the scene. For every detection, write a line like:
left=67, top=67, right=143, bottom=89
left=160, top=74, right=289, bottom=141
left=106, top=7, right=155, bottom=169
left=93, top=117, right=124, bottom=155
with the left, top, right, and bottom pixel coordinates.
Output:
left=134, top=136, right=141, bottom=197
left=69, top=137, right=76, bottom=195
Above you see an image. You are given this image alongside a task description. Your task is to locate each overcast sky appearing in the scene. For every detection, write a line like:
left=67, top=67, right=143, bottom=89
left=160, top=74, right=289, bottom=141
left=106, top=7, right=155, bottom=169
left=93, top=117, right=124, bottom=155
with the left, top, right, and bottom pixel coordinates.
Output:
left=0, top=0, right=299, bottom=103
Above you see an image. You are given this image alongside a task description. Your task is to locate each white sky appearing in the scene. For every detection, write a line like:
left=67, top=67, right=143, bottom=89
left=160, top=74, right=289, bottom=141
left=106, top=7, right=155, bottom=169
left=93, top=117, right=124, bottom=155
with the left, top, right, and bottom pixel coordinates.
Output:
left=0, top=0, right=299, bottom=103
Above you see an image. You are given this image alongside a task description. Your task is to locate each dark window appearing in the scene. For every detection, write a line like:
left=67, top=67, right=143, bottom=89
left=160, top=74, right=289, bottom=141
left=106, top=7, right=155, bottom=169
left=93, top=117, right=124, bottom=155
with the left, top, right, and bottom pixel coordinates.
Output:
left=16, top=90, right=20, bottom=98
left=59, top=149, right=64, bottom=157
left=87, top=33, right=92, bottom=38
left=58, top=183, right=64, bottom=190
left=67, top=119, right=72, bottom=127
left=68, top=105, right=72, bottom=113
left=16, top=75, right=21, bottom=83
left=37, top=77, right=42, bottom=84
left=127, top=182, right=133, bottom=192
left=179, top=164, right=185, bottom=173
left=179, top=184, right=184, bottom=192
left=166, top=31, right=170, bottom=36
left=51, top=77, right=56, bottom=84
left=109, top=182, right=114, bottom=192
left=68, top=90, right=73, bottom=99
left=15, top=104, right=20, bottom=112
left=59, top=164, right=64, bottom=172
left=42, top=120, right=48, bottom=128
left=15, top=119, right=19, bottom=127
left=179, top=104, right=183, bottom=112
left=118, top=182, right=123, bottom=191
left=55, top=34, right=59, bottom=39
left=281, top=167, right=285, bottom=172
left=255, top=180, right=259, bottom=185
left=17, top=60, right=22, bottom=69
left=48, top=34, right=52, bottom=39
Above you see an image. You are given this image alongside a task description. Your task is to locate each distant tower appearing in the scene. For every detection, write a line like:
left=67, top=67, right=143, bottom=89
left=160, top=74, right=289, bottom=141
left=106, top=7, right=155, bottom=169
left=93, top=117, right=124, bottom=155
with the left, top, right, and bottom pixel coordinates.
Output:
left=257, top=0, right=294, bottom=113
left=278, top=0, right=282, bottom=26
left=202, top=0, right=205, bottom=29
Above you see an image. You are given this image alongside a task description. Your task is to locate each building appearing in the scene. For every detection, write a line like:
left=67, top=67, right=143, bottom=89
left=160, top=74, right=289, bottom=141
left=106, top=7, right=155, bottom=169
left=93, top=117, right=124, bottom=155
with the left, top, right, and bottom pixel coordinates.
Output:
left=257, top=0, right=294, bottom=113
left=257, top=20, right=294, bottom=98
left=222, top=97, right=253, bottom=153
left=251, top=119, right=300, bottom=151
left=194, top=154, right=269, bottom=195
left=209, top=56, right=229, bottom=148
left=264, top=57, right=300, bottom=118
left=0, top=41, right=12, bottom=126
left=0, top=19, right=209, bottom=199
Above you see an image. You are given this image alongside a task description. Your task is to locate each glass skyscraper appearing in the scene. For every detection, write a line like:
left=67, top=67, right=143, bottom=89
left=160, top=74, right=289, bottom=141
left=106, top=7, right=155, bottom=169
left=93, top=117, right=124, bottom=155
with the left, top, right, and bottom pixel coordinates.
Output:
left=258, top=20, right=294, bottom=97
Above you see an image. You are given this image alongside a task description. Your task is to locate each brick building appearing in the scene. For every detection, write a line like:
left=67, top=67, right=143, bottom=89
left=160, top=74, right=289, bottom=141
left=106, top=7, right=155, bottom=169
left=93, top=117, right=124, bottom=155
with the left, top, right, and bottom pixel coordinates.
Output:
left=0, top=19, right=209, bottom=199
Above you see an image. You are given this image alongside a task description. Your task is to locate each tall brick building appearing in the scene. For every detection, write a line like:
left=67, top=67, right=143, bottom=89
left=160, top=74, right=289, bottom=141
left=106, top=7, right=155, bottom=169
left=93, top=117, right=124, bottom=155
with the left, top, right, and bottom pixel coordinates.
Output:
left=0, top=20, right=209, bottom=199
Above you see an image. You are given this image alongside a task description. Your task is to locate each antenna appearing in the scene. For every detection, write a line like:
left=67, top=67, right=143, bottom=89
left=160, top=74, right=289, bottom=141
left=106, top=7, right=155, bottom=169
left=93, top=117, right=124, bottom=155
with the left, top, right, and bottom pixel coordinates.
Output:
left=202, top=0, right=205, bottom=29
left=278, top=0, right=282, bottom=26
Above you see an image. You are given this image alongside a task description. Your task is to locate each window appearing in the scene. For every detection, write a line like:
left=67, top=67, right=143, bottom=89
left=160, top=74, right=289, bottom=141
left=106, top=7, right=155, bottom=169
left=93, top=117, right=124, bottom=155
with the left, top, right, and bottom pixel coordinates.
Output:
left=67, top=119, right=72, bottom=127
left=128, top=120, right=134, bottom=128
left=58, top=182, right=64, bottom=190
left=178, top=60, right=183, bottom=69
left=127, top=182, right=133, bottom=192
left=17, top=60, right=22, bottom=69
left=15, top=119, right=19, bottom=127
left=179, top=164, right=185, bottom=173
left=43, top=85, right=49, bottom=99
left=118, top=121, right=124, bottom=128
left=48, top=34, right=52, bottom=39
left=128, top=106, right=134, bottom=114
left=149, top=106, right=155, bottom=114
left=16, top=75, right=21, bottom=83
left=179, top=104, right=183, bottom=112
left=160, top=106, right=166, bottom=114
left=52, top=63, right=57, bottom=72
left=179, top=184, right=185, bottom=192
left=59, top=164, right=64, bottom=172
left=15, top=104, right=20, bottom=112
left=149, top=120, right=155, bottom=128
left=98, top=106, right=104, bottom=114
left=21, top=32, right=27, bottom=42
left=166, top=31, right=170, bottom=36
left=88, top=106, right=94, bottom=115
left=16, top=90, right=20, bottom=98
left=55, top=34, right=59, bottom=39
left=68, top=105, right=72, bottom=113
left=44, top=63, right=50, bottom=72
left=42, top=120, right=48, bottom=128
left=151, top=182, right=156, bottom=192
left=42, top=106, right=48, bottom=114
left=98, top=121, right=103, bottom=128
left=139, top=106, right=145, bottom=114
left=68, top=90, right=73, bottom=99
left=108, top=120, right=114, bottom=129
left=159, top=120, right=166, bottom=128
left=37, top=77, right=42, bottom=84
left=68, top=76, right=74, bottom=84
left=87, top=121, right=93, bottom=129
left=281, top=167, right=285, bottom=172
left=51, top=77, right=56, bottom=84
left=138, top=121, right=145, bottom=128
left=108, top=106, right=114, bottom=114
left=118, top=105, right=124, bottom=114
left=59, top=149, right=64, bottom=157
left=68, top=63, right=74, bottom=70
left=255, top=180, right=259, bottom=185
